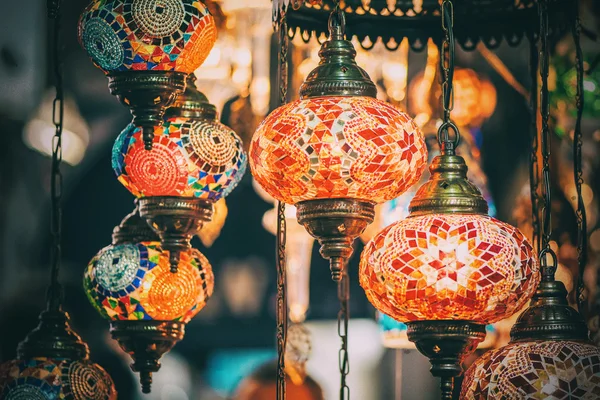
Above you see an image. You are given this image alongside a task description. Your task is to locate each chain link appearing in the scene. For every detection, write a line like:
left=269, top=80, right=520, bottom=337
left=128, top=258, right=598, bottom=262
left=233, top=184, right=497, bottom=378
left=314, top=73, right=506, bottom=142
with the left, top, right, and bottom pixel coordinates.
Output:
left=47, top=0, right=64, bottom=311
left=337, top=271, right=350, bottom=400
left=528, top=33, right=541, bottom=254
left=276, top=14, right=289, bottom=400
left=438, top=0, right=458, bottom=153
left=538, top=0, right=558, bottom=278
left=571, top=3, right=588, bottom=314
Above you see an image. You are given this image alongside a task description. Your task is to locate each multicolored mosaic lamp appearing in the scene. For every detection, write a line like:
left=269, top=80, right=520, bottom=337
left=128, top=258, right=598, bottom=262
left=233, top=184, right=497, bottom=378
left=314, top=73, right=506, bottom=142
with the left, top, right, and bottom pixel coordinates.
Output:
left=79, top=0, right=217, bottom=149
left=113, top=75, right=247, bottom=272
left=250, top=9, right=427, bottom=280
left=0, top=309, right=117, bottom=400
left=84, top=204, right=214, bottom=393
left=359, top=132, right=540, bottom=397
left=461, top=261, right=600, bottom=399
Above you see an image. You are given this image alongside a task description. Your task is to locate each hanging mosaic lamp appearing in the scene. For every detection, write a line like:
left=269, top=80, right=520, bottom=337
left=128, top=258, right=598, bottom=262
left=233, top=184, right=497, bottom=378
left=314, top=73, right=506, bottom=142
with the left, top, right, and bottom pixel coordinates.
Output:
left=0, top=307, right=117, bottom=399
left=79, top=0, right=217, bottom=150
left=461, top=264, right=600, bottom=399
left=359, top=135, right=540, bottom=396
left=84, top=204, right=214, bottom=393
left=250, top=8, right=427, bottom=281
left=112, top=74, right=247, bottom=272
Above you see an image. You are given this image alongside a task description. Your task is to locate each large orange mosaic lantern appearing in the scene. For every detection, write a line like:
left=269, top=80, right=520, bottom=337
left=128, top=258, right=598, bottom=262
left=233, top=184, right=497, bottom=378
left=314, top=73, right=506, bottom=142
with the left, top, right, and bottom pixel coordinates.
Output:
left=250, top=10, right=427, bottom=280
left=359, top=133, right=540, bottom=395
left=79, top=0, right=217, bottom=149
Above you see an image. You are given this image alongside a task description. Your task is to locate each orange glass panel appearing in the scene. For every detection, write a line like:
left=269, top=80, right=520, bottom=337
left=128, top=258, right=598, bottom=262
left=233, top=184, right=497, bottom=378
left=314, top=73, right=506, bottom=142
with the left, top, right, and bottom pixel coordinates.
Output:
left=359, top=214, right=539, bottom=323
left=250, top=96, right=427, bottom=204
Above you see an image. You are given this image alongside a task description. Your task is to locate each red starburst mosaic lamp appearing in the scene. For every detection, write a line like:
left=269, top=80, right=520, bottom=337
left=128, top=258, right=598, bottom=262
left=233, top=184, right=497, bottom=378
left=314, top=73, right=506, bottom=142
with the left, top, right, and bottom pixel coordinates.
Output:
left=79, top=0, right=217, bottom=149
left=250, top=10, right=427, bottom=280
left=359, top=130, right=540, bottom=397
left=84, top=204, right=214, bottom=393
left=112, top=75, right=247, bottom=272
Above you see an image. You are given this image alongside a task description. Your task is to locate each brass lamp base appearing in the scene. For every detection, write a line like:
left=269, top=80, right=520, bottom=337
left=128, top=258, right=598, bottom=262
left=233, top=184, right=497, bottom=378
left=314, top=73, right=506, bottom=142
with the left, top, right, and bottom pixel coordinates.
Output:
left=139, top=197, right=213, bottom=273
left=110, top=320, right=185, bottom=394
left=17, top=308, right=89, bottom=361
left=407, top=321, right=486, bottom=400
left=296, top=198, right=375, bottom=281
left=108, top=71, right=186, bottom=150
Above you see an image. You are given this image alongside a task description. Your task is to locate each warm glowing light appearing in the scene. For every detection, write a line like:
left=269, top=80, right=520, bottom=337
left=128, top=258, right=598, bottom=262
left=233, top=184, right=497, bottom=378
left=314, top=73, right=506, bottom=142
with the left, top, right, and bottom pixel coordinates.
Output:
left=79, top=0, right=217, bottom=73
left=461, top=341, right=600, bottom=399
left=84, top=242, right=214, bottom=322
left=359, top=214, right=539, bottom=323
left=250, top=96, right=427, bottom=204
left=112, top=119, right=247, bottom=200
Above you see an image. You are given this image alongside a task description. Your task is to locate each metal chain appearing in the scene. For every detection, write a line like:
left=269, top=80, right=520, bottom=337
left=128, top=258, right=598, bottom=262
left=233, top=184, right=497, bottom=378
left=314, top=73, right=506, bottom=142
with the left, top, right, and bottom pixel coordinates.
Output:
left=337, top=271, right=350, bottom=400
left=47, top=0, right=64, bottom=311
left=437, top=0, right=459, bottom=154
left=528, top=33, right=541, bottom=254
left=276, top=14, right=289, bottom=400
left=538, top=0, right=559, bottom=279
left=571, top=2, right=588, bottom=314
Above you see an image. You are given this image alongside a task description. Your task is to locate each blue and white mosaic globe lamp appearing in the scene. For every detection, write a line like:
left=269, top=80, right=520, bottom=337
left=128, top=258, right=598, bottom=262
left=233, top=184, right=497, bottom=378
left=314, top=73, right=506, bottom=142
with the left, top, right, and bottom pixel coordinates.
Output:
left=84, top=204, right=214, bottom=393
left=79, top=0, right=218, bottom=150
left=112, top=75, right=247, bottom=272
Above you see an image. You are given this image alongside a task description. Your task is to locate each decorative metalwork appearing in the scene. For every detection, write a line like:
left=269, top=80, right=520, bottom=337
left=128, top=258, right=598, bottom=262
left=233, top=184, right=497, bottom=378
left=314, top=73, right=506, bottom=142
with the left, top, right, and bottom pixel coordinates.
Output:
left=528, top=32, right=541, bottom=253
left=276, top=12, right=289, bottom=400
left=281, top=0, right=571, bottom=52
left=337, top=272, right=350, bottom=400
left=570, top=3, right=588, bottom=315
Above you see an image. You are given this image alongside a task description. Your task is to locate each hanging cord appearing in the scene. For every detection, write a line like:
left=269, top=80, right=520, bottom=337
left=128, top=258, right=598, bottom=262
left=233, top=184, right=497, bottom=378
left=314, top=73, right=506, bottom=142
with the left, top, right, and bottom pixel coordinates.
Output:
left=276, top=13, right=289, bottom=400
left=47, top=0, right=64, bottom=312
left=571, top=2, right=588, bottom=314
left=338, top=271, right=350, bottom=400
left=528, top=33, right=541, bottom=254
left=538, top=0, right=559, bottom=280
left=437, top=0, right=460, bottom=155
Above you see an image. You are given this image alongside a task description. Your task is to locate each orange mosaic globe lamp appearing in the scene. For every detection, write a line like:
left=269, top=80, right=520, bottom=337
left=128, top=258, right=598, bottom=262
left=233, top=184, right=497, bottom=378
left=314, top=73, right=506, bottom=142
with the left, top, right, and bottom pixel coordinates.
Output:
left=112, top=75, right=247, bottom=272
left=359, top=128, right=540, bottom=397
left=250, top=10, right=427, bottom=280
left=84, top=204, right=214, bottom=393
left=79, top=0, right=217, bottom=149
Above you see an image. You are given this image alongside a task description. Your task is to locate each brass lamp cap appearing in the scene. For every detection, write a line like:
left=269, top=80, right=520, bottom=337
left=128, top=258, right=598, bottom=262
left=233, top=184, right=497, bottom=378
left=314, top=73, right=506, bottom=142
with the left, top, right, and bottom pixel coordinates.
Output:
left=165, top=74, right=217, bottom=120
left=510, top=279, right=589, bottom=342
left=299, top=10, right=376, bottom=99
left=409, top=154, right=489, bottom=216
left=112, top=202, right=159, bottom=245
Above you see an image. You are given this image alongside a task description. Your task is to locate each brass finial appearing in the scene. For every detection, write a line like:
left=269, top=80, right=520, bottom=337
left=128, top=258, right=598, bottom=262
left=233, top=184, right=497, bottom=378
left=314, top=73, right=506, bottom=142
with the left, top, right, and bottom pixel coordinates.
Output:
left=165, top=74, right=218, bottom=120
left=299, top=8, right=377, bottom=99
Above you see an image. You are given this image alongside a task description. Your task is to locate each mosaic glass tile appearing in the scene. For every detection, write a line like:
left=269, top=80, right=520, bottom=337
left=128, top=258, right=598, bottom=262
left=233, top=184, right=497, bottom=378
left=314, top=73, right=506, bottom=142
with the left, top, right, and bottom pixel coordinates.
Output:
left=0, top=358, right=116, bottom=400
left=461, top=341, right=600, bottom=399
left=79, top=0, right=217, bottom=73
left=84, top=242, right=214, bottom=322
left=250, top=96, right=427, bottom=204
left=112, top=119, right=247, bottom=200
left=359, top=214, right=540, bottom=323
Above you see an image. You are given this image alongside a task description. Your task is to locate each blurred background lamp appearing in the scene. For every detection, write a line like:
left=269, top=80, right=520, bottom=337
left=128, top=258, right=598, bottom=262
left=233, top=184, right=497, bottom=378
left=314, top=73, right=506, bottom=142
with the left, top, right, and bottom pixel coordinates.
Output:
left=23, top=91, right=90, bottom=166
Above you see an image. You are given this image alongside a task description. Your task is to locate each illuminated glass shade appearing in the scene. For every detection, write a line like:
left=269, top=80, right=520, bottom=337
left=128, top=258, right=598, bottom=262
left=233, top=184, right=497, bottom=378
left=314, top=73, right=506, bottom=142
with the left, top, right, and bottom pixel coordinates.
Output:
left=79, top=0, right=217, bottom=73
left=84, top=242, right=214, bottom=322
left=461, top=341, right=600, bottom=399
left=359, top=214, right=539, bottom=323
left=112, top=119, right=247, bottom=200
left=0, top=358, right=116, bottom=400
left=250, top=96, right=427, bottom=204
